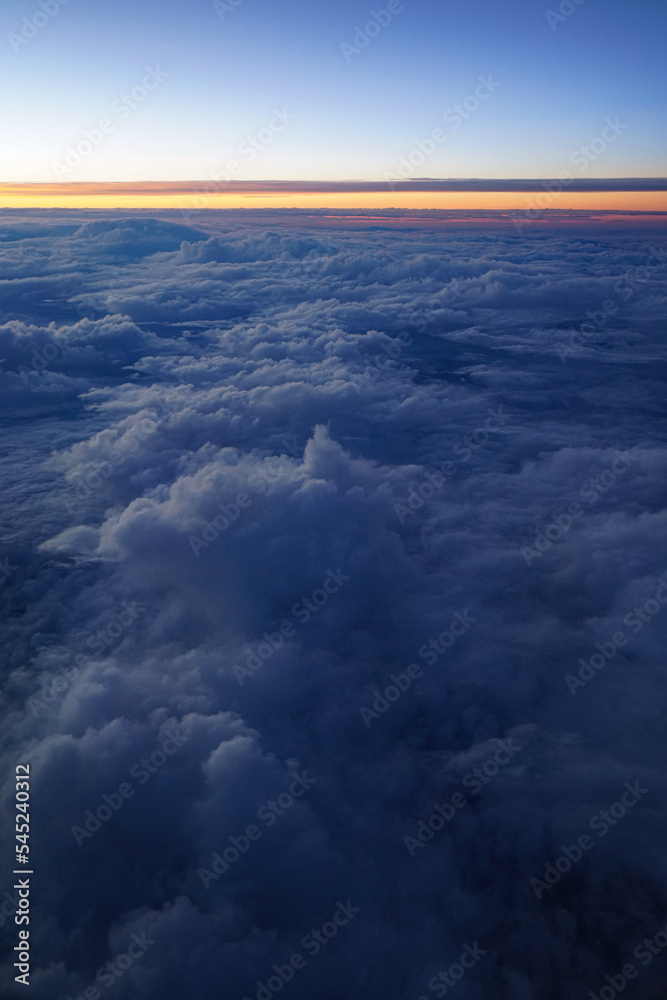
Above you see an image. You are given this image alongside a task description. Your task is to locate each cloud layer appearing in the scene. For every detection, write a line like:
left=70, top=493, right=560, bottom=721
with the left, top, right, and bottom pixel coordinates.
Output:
left=1, top=210, right=666, bottom=1000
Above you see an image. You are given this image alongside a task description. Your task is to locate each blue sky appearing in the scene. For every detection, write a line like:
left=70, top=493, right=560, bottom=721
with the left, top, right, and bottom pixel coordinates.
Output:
left=1, top=0, right=665, bottom=182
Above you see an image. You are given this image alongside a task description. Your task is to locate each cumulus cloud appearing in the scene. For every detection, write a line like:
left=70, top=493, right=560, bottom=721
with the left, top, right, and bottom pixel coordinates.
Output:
left=0, top=210, right=666, bottom=1000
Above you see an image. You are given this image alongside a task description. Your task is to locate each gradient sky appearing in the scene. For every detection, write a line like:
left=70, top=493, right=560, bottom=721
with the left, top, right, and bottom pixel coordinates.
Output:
left=2, top=0, right=666, bottom=185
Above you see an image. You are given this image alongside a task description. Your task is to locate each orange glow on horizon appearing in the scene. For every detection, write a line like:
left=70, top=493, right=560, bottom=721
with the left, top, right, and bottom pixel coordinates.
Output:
left=1, top=185, right=666, bottom=214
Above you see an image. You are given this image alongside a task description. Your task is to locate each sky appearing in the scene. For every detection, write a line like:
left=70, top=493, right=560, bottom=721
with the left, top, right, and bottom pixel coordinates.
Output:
left=0, top=4, right=667, bottom=996
left=1, top=0, right=666, bottom=207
